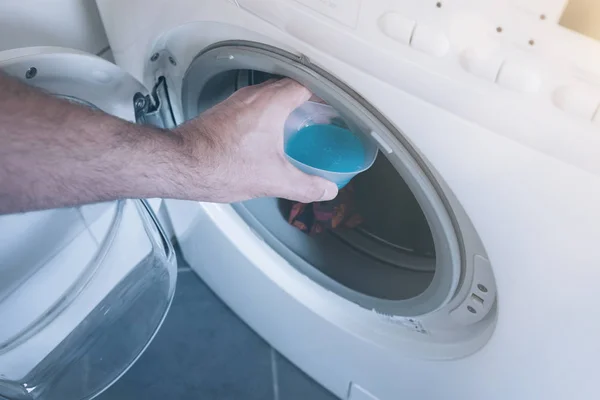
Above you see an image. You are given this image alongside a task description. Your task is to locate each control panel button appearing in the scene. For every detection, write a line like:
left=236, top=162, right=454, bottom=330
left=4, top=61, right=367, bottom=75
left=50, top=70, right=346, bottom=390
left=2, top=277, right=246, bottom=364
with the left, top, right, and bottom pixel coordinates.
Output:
left=552, top=85, right=600, bottom=120
left=379, top=12, right=415, bottom=45
left=410, top=24, right=450, bottom=57
left=496, top=59, right=541, bottom=93
left=460, top=45, right=504, bottom=82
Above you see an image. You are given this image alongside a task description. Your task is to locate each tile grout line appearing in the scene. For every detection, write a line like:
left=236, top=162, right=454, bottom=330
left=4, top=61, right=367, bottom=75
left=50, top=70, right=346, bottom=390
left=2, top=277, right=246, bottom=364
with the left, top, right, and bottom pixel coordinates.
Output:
left=270, top=348, right=280, bottom=400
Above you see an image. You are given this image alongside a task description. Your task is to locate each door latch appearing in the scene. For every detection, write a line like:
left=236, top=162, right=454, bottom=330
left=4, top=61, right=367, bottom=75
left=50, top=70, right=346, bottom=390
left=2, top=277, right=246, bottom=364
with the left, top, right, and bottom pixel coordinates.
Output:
left=134, top=76, right=176, bottom=129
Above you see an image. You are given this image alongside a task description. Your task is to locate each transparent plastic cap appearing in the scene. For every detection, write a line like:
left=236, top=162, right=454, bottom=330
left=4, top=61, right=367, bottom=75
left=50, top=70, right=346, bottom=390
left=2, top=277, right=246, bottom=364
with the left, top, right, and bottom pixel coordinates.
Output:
left=284, top=101, right=378, bottom=189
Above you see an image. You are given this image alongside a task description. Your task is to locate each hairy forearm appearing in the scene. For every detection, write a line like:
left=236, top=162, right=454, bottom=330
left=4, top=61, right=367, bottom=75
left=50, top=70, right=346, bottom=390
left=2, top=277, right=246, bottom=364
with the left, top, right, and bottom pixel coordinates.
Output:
left=0, top=74, right=336, bottom=211
left=0, top=72, right=205, bottom=214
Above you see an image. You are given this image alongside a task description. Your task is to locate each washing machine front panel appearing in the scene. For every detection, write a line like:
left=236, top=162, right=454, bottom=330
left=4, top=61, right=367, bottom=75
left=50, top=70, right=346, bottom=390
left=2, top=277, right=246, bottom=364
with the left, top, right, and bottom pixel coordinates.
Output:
left=94, top=0, right=600, bottom=398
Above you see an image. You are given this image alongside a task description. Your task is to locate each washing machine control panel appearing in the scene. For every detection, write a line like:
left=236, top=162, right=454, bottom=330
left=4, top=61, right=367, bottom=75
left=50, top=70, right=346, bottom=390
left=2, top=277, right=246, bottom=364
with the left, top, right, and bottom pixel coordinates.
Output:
left=374, top=3, right=600, bottom=123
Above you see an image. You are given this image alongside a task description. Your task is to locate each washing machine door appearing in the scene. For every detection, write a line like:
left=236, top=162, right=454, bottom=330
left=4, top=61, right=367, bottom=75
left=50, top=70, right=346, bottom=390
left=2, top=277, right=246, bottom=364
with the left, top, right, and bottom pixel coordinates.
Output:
left=0, top=47, right=177, bottom=400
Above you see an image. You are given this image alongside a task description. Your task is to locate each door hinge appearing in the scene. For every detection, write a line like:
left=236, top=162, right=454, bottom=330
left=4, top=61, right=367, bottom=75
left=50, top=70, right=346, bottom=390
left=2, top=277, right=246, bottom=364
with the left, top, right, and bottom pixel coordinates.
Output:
left=133, top=76, right=176, bottom=129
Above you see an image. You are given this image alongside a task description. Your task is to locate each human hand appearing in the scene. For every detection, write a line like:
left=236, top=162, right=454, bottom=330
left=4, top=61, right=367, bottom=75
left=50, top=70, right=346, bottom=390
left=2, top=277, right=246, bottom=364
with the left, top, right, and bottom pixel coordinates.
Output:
left=173, top=78, right=339, bottom=203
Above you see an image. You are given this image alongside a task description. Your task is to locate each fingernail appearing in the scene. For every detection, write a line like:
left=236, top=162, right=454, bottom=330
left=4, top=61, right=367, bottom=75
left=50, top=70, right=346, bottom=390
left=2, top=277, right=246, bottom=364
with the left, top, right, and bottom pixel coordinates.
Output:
left=319, top=184, right=338, bottom=201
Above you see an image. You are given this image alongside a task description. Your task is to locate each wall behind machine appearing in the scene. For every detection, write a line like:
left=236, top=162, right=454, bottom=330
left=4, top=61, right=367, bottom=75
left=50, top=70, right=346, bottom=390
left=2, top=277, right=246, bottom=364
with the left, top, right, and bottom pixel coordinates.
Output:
left=0, top=0, right=110, bottom=56
left=560, top=0, right=600, bottom=41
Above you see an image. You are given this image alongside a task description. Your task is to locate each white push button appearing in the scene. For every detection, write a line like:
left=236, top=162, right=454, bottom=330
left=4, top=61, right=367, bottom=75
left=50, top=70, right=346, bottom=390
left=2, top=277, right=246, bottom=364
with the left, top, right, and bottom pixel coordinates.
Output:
left=496, top=59, right=541, bottom=93
left=459, top=45, right=504, bottom=82
left=552, top=85, right=600, bottom=120
left=379, top=12, right=415, bottom=45
left=410, top=24, right=450, bottom=57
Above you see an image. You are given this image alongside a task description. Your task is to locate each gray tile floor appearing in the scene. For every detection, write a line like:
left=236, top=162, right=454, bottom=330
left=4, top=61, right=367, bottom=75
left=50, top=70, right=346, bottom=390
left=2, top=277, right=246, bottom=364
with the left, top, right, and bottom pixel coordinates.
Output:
left=97, top=262, right=337, bottom=400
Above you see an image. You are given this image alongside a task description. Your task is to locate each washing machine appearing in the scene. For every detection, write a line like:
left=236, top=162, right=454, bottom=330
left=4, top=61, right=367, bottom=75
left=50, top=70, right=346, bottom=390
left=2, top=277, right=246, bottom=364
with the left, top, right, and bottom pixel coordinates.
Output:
left=2, top=0, right=600, bottom=398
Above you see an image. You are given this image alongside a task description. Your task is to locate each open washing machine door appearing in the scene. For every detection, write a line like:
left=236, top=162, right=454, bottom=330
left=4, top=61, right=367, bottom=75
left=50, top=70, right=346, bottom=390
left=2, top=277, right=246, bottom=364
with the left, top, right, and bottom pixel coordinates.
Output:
left=0, top=47, right=177, bottom=400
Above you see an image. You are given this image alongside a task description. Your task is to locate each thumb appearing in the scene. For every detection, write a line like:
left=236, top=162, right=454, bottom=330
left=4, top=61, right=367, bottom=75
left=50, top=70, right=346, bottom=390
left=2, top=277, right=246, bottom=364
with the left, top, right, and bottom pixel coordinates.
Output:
left=276, top=163, right=339, bottom=203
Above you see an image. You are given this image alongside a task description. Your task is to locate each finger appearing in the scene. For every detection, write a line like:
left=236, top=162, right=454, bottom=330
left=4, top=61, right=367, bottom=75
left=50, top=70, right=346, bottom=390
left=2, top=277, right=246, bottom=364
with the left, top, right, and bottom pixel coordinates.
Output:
left=244, top=77, right=291, bottom=93
left=238, top=78, right=310, bottom=109
left=231, top=78, right=282, bottom=101
left=309, top=94, right=327, bottom=104
left=249, top=77, right=281, bottom=89
left=274, top=163, right=339, bottom=203
left=271, top=78, right=312, bottom=112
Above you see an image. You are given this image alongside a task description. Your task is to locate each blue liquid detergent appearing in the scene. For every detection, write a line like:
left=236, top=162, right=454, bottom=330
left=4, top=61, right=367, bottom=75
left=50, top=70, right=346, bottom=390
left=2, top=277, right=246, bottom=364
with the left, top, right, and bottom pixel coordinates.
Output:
left=285, top=124, right=366, bottom=173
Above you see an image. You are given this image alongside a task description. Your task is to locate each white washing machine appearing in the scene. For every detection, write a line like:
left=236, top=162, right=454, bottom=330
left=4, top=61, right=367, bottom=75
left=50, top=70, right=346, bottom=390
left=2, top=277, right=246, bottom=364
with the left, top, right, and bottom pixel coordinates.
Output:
left=2, top=0, right=600, bottom=398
